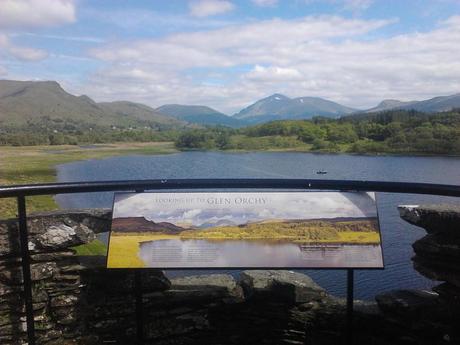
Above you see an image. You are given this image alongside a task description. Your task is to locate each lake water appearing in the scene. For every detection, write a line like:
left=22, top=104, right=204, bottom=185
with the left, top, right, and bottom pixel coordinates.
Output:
left=138, top=239, right=383, bottom=268
left=55, top=151, right=460, bottom=300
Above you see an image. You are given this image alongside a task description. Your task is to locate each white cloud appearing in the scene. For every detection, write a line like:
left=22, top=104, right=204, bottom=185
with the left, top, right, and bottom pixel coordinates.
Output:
left=85, top=7, right=233, bottom=31
left=189, top=0, right=235, bottom=17
left=83, top=15, right=460, bottom=113
left=183, top=209, right=203, bottom=219
left=343, top=0, right=374, bottom=11
left=0, top=33, right=48, bottom=61
left=7, top=45, right=48, bottom=61
left=0, top=0, right=76, bottom=62
left=13, top=32, right=105, bottom=43
left=0, top=65, right=7, bottom=76
left=252, top=0, right=278, bottom=7
left=0, top=0, right=76, bottom=29
left=90, top=16, right=391, bottom=68
left=304, top=0, right=374, bottom=12
left=246, top=65, right=303, bottom=82
left=0, top=34, right=8, bottom=47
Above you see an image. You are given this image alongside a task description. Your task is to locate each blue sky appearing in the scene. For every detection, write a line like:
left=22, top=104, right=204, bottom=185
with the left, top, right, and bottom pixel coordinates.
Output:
left=0, top=0, right=459, bottom=113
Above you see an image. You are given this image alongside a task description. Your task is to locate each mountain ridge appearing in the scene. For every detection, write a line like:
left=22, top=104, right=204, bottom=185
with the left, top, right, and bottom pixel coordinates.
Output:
left=1, top=79, right=459, bottom=128
left=0, top=80, right=185, bottom=128
left=233, top=93, right=357, bottom=123
left=363, top=94, right=460, bottom=113
left=111, top=217, right=184, bottom=234
left=156, top=104, right=244, bottom=127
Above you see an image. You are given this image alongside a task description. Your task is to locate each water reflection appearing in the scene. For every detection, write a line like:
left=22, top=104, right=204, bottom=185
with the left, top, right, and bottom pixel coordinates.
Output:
left=138, top=239, right=383, bottom=268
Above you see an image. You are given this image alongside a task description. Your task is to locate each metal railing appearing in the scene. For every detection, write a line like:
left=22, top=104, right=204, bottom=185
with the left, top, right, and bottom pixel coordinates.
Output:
left=2, top=178, right=460, bottom=345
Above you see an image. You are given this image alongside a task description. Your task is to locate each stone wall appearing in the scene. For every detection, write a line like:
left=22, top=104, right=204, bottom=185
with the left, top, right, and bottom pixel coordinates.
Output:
left=0, top=207, right=459, bottom=345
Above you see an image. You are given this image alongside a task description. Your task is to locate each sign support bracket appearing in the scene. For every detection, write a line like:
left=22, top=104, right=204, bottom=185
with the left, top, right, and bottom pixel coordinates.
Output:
left=345, top=269, right=354, bottom=345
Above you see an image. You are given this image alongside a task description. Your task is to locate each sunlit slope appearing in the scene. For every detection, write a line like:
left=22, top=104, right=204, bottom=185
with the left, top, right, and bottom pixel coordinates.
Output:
left=179, top=218, right=380, bottom=243
left=0, top=80, right=183, bottom=128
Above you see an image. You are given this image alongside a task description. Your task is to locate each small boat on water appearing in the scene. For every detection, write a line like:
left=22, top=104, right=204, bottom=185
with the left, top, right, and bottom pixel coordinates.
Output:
left=316, top=170, right=328, bottom=175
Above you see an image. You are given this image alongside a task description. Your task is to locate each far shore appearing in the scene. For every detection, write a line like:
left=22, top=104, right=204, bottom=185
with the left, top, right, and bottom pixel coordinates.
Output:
left=0, top=142, right=177, bottom=218
left=1, top=141, right=459, bottom=218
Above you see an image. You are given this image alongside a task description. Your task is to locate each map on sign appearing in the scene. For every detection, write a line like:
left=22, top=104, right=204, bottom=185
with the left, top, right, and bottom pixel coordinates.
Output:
left=106, top=192, right=383, bottom=269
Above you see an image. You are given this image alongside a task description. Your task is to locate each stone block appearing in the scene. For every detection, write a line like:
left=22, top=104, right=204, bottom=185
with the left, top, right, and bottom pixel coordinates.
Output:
left=240, top=270, right=326, bottom=304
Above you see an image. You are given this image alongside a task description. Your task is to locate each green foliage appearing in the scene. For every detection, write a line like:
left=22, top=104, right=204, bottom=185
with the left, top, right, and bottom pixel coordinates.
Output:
left=325, top=123, right=358, bottom=143
left=215, top=131, right=231, bottom=149
left=174, top=109, right=460, bottom=155
left=179, top=219, right=379, bottom=242
left=0, top=117, right=179, bottom=146
left=349, top=140, right=389, bottom=153
left=72, top=239, right=107, bottom=255
left=175, top=129, right=214, bottom=149
left=3, top=108, right=460, bottom=155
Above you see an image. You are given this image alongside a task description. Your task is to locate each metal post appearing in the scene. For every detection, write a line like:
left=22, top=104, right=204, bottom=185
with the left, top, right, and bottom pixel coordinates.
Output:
left=17, top=195, right=36, bottom=345
left=346, top=269, right=354, bottom=345
left=134, top=188, right=144, bottom=344
left=135, top=270, right=143, bottom=345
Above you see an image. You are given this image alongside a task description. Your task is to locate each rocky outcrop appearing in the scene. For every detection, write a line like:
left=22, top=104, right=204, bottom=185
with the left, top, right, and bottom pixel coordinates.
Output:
left=397, top=204, right=460, bottom=344
left=0, top=209, right=112, bottom=345
left=0, top=209, right=110, bottom=257
left=240, top=270, right=326, bottom=303
left=398, top=204, right=460, bottom=235
left=399, top=204, right=460, bottom=292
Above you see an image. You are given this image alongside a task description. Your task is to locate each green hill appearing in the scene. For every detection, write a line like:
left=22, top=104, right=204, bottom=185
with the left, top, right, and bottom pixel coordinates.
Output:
left=0, top=80, right=184, bottom=129
left=179, top=218, right=380, bottom=243
left=98, top=101, right=187, bottom=127
left=156, top=104, right=244, bottom=127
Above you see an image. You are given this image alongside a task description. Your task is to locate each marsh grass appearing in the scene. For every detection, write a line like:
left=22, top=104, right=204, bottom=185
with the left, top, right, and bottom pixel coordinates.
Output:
left=0, top=142, right=177, bottom=218
left=107, top=234, right=178, bottom=268
left=73, top=239, right=108, bottom=255
left=179, top=219, right=380, bottom=243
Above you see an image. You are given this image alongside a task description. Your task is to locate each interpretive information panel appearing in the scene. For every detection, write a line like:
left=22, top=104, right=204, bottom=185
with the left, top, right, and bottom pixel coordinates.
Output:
left=107, top=192, right=383, bottom=269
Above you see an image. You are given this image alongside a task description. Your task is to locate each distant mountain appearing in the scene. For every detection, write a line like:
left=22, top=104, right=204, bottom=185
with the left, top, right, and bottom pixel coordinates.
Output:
left=0, top=80, right=183, bottom=128
left=156, top=104, right=244, bottom=127
left=233, top=93, right=357, bottom=124
left=365, top=93, right=460, bottom=113
left=112, top=217, right=184, bottom=234
left=198, top=219, right=238, bottom=229
left=2, top=79, right=458, bottom=129
left=365, top=99, right=418, bottom=113
left=98, top=101, right=185, bottom=127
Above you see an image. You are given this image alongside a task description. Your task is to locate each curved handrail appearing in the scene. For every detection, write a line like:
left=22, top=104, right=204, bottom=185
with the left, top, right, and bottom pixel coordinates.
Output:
left=1, top=178, right=460, bottom=197
left=3, top=177, right=460, bottom=345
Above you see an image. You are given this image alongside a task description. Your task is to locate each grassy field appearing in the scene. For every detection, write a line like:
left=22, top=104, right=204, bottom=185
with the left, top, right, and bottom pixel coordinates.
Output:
left=0, top=142, right=177, bottom=219
left=179, top=219, right=381, bottom=244
left=180, top=231, right=380, bottom=244
left=107, top=234, right=178, bottom=268
left=72, top=239, right=108, bottom=255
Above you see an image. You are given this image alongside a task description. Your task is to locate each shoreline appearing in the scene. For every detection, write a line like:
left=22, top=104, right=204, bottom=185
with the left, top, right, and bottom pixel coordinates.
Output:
left=0, top=142, right=178, bottom=218
left=178, top=147, right=460, bottom=158
left=2, top=142, right=460, bottom=218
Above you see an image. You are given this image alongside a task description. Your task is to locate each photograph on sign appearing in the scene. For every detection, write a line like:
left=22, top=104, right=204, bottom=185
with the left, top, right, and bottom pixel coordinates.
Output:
left=107, top=192, right=383, bottom=269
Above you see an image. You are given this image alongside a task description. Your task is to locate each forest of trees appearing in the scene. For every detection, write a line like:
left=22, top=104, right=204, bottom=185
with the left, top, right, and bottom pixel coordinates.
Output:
left=0, top=117, right=179, bottom=146
left=174, top=109, right=460, bottom=155
left=2, top=109, right=460, bottom=155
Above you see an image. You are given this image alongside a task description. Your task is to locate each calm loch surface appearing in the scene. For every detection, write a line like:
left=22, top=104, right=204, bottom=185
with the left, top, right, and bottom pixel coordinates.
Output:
left=138, top=240, right=383, bottom=268
left=56, top=151, right=460, bottom=299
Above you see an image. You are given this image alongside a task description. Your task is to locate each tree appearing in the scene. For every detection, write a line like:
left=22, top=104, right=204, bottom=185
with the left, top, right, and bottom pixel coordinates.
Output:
left=326, top=123, right=358, bottom=144
left=175, top=130, right=207, bottom=149
left=215, top=131, right=231, bottom=149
